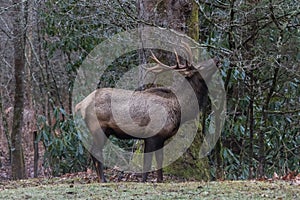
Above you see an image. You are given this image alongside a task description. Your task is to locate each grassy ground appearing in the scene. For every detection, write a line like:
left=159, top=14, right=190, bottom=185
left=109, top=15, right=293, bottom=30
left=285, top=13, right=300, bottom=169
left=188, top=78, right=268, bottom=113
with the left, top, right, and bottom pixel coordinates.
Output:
left=0, top=178, right=299, bottom=200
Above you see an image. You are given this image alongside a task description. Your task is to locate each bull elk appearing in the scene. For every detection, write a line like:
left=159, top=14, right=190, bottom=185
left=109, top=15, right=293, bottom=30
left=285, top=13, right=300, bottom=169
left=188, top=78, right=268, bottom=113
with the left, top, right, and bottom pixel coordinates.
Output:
left=75, top=44, right=217, bottom=182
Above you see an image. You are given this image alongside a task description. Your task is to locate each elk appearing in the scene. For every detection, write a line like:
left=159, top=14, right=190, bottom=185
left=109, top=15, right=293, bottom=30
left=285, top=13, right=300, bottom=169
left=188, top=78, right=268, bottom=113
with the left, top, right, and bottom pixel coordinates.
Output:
left=75, top=45, right=217, bottom=182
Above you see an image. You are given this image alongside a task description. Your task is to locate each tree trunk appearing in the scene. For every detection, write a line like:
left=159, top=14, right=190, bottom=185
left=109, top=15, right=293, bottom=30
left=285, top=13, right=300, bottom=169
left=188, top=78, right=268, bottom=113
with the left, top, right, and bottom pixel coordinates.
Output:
left=248, top=70, right=254, bottom=179
left=137, top=0, right=210, bottom=181
left=0, top=93, right=12, bottom=161
left=11, top=0, right=26, bottom=180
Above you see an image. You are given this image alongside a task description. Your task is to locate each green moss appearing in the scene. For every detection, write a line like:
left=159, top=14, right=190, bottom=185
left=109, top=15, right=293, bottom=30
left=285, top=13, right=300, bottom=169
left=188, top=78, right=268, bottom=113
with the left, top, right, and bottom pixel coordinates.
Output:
left=186, top=1, right=199, bottom=41
left=165, top=1, right=211, bottom=181
left=164, top=124, right=210, bottom=181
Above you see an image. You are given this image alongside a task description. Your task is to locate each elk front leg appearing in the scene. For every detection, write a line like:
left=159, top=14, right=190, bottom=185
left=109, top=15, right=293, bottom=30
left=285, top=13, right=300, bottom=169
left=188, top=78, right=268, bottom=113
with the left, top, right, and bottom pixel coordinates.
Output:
left=155, top=147, right=164, bottom=182
left=142, top=139, right=154, bottom=182
left=143, top=137, right=164, bottom=182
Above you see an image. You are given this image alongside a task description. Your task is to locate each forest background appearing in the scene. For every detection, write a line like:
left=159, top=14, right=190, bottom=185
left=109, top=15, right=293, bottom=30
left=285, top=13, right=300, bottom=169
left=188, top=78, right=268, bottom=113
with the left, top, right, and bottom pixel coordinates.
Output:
left=0, top=0, right=299, bottom=182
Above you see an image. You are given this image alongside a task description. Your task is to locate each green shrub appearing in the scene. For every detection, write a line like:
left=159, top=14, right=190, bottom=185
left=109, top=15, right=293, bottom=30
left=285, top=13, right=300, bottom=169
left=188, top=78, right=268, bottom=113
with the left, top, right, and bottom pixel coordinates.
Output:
left=37, top=107, right=89, bottom=176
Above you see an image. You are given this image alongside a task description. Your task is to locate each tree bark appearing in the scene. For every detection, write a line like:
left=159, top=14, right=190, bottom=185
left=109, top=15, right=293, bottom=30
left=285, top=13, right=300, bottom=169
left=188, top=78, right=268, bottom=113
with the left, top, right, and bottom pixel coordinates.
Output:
left=0, top=93, right=12, bottom=161
left=248, top=70, right=254, bottom=179
left=11, top=0, right=26, bottom=180
left=137, top=0, right=210, bottom=180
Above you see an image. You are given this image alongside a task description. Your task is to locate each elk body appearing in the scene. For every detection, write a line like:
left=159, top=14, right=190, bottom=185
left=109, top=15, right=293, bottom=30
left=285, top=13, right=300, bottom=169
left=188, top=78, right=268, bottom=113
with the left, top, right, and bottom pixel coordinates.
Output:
left=75, top=48, right=216, bottom=182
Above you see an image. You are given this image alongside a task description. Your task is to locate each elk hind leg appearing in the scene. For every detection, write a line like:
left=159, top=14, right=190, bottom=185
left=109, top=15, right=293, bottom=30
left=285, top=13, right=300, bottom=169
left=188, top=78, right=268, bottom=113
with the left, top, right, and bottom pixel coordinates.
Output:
left=91, top=154, right=106, bottom=183
left=90, top=129, right=107, bottom=183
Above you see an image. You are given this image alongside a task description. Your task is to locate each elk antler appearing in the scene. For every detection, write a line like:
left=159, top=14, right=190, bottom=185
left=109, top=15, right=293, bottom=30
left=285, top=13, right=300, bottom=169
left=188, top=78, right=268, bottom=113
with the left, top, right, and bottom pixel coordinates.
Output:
left=182, top=42, right=193, bottom=65
left=142, top=44, right=196, bottom=82
left=142, top=50, right=179, bottom=81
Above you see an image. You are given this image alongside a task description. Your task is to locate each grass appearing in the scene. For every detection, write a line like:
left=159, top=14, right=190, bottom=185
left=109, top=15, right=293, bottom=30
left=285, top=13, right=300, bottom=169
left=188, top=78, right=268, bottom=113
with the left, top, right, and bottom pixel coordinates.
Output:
left=0, top=179, right=299, bottom=199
